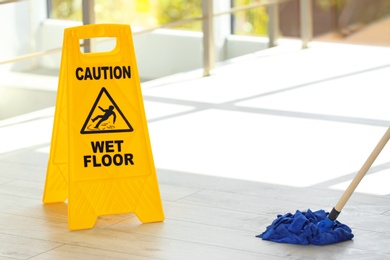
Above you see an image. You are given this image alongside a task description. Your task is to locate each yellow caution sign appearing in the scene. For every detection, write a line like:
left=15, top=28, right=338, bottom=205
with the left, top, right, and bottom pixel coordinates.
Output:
left=43, top=24, right=164, bottom=230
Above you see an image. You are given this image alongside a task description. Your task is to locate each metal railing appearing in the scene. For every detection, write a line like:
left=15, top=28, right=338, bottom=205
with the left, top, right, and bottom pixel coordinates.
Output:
left=0, top=0, right=313, bottom=77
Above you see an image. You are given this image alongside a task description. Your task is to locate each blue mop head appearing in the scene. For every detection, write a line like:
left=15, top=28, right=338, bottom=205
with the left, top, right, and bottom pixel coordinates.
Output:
left=257, top=209, right=354, bottom=245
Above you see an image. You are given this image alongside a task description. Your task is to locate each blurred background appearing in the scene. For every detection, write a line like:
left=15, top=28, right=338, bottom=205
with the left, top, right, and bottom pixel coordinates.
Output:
left=0, top=0, right=389, bottom=120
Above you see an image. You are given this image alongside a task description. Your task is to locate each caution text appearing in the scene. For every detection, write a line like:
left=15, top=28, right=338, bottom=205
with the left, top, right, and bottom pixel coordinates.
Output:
left=76, top=66, right=131, bottom=80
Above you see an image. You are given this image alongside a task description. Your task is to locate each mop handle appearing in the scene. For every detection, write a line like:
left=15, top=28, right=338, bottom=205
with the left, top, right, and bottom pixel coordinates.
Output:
left=328, top=126, right=390, bottom=221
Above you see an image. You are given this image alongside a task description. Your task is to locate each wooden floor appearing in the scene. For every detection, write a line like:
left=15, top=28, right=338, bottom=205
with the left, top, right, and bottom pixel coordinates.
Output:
left=1, top=41, right=390, bottom=259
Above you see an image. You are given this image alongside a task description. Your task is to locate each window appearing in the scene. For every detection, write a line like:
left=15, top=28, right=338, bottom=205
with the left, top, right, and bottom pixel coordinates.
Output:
left=49, top=0, right=203, bottom=31
left=231, top=0, right=268, bottom=36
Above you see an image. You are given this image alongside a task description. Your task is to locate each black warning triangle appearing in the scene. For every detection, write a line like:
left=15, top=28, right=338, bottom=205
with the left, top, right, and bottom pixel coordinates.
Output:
left=80, top=87, right=134, bottom=134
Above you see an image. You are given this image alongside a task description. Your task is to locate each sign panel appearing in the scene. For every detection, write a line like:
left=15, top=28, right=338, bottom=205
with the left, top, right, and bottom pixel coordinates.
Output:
left=43, top=24, right=164, bottom=230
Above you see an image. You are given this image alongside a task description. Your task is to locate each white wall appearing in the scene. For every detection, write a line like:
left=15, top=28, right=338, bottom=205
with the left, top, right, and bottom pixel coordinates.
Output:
left=134, top=29, right=203, bottom=81
left=34, top=21, right=270, bottom=81
left=1, top=1, right=271, bottom=80
left=0, top=0, right=47, bottom=72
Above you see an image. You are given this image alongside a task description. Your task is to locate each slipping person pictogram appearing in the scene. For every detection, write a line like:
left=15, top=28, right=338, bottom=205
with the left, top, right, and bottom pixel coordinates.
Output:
left=92, top=105, right=116, bottom=129
left=80, top=87, right=133, bottom=134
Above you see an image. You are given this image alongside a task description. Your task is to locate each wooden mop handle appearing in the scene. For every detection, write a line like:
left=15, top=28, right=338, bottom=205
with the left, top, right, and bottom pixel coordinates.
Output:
left=328, top=126, right=390, bottom=221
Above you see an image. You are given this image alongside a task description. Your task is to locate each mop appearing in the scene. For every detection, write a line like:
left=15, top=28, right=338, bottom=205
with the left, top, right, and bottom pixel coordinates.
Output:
left=258, top=127, right=390, bottom=245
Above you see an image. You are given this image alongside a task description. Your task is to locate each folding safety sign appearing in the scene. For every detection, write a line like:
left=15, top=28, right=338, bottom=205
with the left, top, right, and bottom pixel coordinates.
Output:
left=43, top=24, right=164, bottom=230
